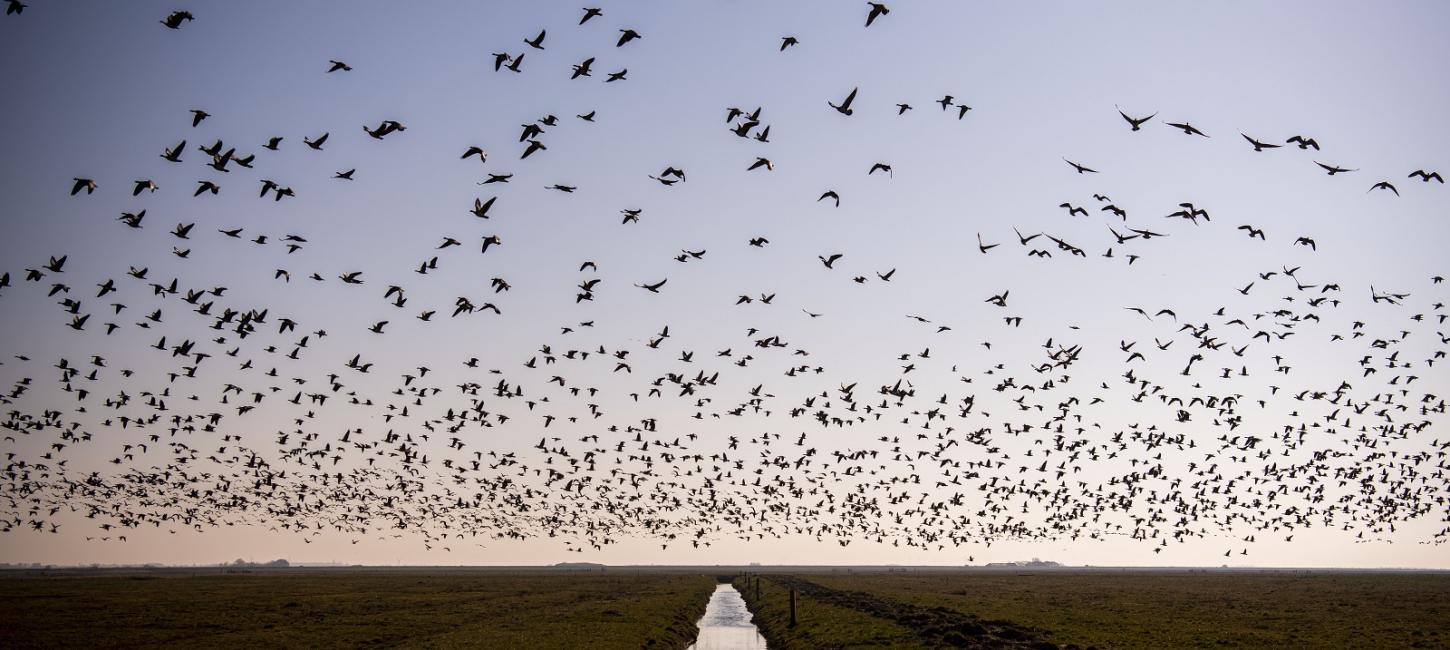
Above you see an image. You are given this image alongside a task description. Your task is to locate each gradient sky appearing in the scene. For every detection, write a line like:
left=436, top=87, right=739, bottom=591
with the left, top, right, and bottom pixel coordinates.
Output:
left=1, top=1, right=1448, bottom=568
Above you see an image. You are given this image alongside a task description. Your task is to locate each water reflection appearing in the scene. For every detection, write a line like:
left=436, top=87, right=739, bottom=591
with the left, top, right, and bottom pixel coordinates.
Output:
left=686, top=583, right=767, bottom=650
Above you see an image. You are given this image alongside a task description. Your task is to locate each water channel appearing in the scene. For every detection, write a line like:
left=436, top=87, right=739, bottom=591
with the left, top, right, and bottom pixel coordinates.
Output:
left=685, top=582, right=767, bottom=650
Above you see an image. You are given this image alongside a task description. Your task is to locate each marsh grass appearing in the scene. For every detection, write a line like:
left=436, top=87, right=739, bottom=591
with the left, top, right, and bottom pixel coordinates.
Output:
left=804, top=570, right=1450, bottom=649
left=0, top=569, right=715, bottom=649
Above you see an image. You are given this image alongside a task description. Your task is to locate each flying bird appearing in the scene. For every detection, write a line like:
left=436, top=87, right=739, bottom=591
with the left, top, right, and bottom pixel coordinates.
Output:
left=1241, top=133, right=1280, bottom=152
left=1165, top=121, right=1208, bottom=137
left=1315, top=161, right=1356, bottom=175
left=1117, top=107, right=1156, bottom=131
left=524, top=29, right=546, bottom=50
left=829, top=87, right=858, bottom=116
left=161, top=10, right=194, bottom=29
left=866, top=2, right=890, bottom=27
left=1286, top=135, right=1319, bottom=150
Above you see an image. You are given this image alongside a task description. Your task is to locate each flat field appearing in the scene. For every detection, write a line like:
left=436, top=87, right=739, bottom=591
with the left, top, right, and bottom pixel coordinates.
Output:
left=4, top=568, right=1448, bottom=649
left=737, top=570, right=1450, bottom=649
left=0, top=569, right=715, bottom=649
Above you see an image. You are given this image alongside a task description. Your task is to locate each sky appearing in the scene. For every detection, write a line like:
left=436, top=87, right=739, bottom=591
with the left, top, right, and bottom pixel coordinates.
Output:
left=1, top=1, right=1448, bottom=568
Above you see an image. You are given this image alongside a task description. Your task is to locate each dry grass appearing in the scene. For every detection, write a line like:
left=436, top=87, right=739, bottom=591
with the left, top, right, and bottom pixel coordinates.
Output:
left=802, top=570, right=1450, bottom=649
left=0, top=569, right=715, bottom=649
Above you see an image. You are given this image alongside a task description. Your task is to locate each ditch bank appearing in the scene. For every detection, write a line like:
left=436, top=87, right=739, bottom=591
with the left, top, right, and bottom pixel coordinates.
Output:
left=736, top=574, right=1094, bottom=649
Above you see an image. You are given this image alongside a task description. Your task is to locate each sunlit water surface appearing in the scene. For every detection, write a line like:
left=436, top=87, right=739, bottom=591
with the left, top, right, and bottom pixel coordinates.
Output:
left=685, top=583, right=767, bottom=650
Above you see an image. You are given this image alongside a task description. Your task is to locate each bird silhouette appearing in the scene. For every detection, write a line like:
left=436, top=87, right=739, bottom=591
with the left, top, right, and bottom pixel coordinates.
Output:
left=829, top=87, right=858, bottom=116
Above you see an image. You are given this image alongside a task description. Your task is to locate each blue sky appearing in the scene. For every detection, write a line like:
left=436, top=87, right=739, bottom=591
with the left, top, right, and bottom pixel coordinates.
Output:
left=1, top=1, right=1448, bottom=568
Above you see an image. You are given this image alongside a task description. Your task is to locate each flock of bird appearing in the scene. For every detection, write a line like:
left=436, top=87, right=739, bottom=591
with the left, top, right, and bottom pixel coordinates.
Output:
left=2, top=4, right=1448, bottom=562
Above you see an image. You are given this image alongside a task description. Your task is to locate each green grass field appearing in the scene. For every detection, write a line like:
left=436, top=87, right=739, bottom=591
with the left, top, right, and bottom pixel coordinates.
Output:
left=4, top=568, right=1448, bottom=649
left=739, top=570, right=1450, bottom=649
left=0, top=569, right=715, bottom=649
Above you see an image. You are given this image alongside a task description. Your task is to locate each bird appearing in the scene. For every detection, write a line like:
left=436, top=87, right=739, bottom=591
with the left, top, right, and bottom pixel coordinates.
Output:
left=1165, top=121, right=1208, bottom=137
left=327, top=60, right=353, bottom=73
left=866, top=2, right=890, bottom=27
left=161, top=140, right=186, bottom=162
left=1064, top=159, right=1098, bottom=174
left=819, top=254, right=843, bottom=269
left=505, top=53, right=525, bottom=73
left=1368, top=181, right=1398, bottom=196
left=524, top=29, right=546, bottom=50
left=1315, top=162, right=1356, bottom=176
left=829, top=87, right=858, bottom=116
left=977, top=234, right=998, bottom=253
left=1408, top=169, right=1443, bottom=183
left=780, top=36, right=799, bottom=51
left=161, top=10, right=194, bottom=29
left=635, top=279, right=667, bottom=293
left=579, top=7, right=603, bottom=24
left=70, top=178, right=97, bottom=195
left=1241, top=133, right=1281, bottom=152
left=363, top=120, right=407, bottom=139
left=471, top=197, right=497, bottom=219
left=189, top=109, right=210, bottom=127
left=571, top=57, right=595, bottom=79
left=1286, top=135, right=1320, bottom=150
left=1117, top=107, right=1156, bottom=131
left=304, top=132, right=329, bottom=150
left=616, top=29, right=642, bottom=47
left=818, top=191, right=840, bottom=207
left=334, top=169, right=355, bottom=181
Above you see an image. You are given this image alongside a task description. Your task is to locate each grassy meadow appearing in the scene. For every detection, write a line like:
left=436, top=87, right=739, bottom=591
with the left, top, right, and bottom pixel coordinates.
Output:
left=4, top=567, right=1448, bottom=649
left=0, top=569, right=714, bottom=649
left=739, top=570, right=1450, bottom=649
